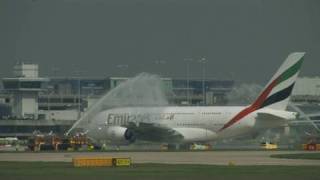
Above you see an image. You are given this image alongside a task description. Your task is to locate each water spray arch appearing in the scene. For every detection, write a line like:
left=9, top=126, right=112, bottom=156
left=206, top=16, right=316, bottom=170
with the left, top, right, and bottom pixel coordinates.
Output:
left=66, top=73, right=169, bottom=135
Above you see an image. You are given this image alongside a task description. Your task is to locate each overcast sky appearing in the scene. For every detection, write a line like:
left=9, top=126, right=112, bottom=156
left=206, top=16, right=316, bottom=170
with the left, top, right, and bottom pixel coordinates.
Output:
left=1, top=0, right=319, bottom=84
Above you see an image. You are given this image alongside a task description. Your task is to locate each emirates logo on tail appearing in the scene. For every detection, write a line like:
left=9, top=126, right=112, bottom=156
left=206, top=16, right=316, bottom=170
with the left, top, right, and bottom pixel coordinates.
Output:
left=220, top=52, right=305, bottom=131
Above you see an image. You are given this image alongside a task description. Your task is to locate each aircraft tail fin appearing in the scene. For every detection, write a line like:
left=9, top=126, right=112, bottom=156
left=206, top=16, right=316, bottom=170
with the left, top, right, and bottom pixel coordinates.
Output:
left=251, top=52, right=305, bottom=110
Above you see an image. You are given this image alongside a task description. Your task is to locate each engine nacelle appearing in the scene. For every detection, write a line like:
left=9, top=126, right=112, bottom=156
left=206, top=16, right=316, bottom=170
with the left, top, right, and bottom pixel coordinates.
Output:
left=106, top=126, right=135, bottom=143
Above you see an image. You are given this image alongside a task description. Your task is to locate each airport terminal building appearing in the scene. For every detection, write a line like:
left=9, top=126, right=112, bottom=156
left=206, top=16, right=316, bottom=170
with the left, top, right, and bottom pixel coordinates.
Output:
left=0, top=63, right=234, bottom=138
left=0, top=63, right=319, bottom=142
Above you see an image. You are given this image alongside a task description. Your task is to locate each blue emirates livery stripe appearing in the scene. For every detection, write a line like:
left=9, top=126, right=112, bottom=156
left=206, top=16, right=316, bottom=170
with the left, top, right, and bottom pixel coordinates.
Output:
left=260, top=83, right=295, bottom=109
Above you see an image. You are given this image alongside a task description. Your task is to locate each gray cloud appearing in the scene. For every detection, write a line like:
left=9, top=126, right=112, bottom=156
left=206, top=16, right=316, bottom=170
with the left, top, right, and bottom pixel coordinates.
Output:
left=0, top=0, right=319, bottom=84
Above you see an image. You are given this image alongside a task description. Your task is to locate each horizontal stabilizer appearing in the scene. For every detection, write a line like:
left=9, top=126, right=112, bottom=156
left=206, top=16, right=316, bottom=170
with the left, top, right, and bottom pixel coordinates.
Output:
left=256, top=109, right=297, bottom=121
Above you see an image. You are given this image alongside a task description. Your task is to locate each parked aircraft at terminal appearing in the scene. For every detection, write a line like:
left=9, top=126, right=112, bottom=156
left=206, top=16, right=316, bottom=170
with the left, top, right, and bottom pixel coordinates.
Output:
left=81, top=52, right=305, bottom=144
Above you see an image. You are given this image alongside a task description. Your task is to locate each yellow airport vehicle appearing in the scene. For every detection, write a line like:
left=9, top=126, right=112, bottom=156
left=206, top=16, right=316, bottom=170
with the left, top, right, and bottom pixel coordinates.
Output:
left=190, top=144, right=211, bottom=150
left=260, top=142, right=278, bottom=150
left=113, top=158, right=131, bottom=167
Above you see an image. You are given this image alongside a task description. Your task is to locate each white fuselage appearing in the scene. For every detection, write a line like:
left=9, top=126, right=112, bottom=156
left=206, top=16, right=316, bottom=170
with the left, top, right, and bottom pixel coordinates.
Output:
left=72, top=52, right=304, bottom=144
left=86, top=106, right=266, bottom=143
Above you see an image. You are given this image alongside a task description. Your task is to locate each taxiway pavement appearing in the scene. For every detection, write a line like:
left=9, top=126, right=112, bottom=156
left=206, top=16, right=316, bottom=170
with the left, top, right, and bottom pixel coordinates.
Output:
left=0, top=151, right=320, bottom=166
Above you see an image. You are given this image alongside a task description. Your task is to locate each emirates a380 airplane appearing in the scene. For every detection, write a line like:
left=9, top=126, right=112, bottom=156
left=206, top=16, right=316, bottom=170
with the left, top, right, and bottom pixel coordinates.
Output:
left=84, top=52, right=305, bottom=144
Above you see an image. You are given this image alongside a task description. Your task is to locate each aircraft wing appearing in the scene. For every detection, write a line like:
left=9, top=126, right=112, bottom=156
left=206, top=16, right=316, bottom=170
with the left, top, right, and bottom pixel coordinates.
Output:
left=126, top=122, right=216, bottom=143
left=126, top=122, right=184, bottom=142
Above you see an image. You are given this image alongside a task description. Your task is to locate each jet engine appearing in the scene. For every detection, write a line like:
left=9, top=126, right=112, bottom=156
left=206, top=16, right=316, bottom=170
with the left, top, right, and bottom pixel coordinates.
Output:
left=106, top=126, right=135, bottom=143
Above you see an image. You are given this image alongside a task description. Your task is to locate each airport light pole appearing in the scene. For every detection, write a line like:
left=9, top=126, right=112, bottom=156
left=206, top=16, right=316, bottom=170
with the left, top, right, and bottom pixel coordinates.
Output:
left=47, top=89, right=54, bottom=120
left=48, top=89, right=50, bottom=120
left=198, top=58, right=206, bottom=105
left=78, top=77, right=81, bottom=119
left=73, top=70, right=84, bottom=119
left=184, top=58, right=193, bottom=105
